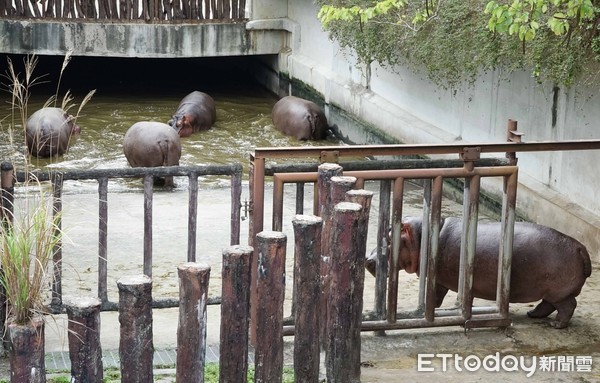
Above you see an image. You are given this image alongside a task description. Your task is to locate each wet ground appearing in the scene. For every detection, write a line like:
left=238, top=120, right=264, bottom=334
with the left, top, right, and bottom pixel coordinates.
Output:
left=1, top=181, right=598, bottom=382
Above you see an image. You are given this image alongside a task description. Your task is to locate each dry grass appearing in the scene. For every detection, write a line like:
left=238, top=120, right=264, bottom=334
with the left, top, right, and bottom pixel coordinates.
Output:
left=0, top=52, right=94, bottom=324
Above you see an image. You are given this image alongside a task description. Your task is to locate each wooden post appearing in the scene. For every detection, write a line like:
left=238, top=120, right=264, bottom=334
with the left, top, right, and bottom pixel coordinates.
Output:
left=220, top=245, right=253, bottom=383
left=292, top=215, right=323, bottom=383
left=8, top=316, right=46, bottom=383
left=254, top=231, right=286, bottom=383
left=117, top=275, right=153, bottom=383
left=0, top=162, right=14, bottom=351
left=176, top=262, right=211, bottom=383
left=64, top=296, right=103, bottom=383
left=317, top=163, right=343, bottom=347
left=326, top=202, right=367, bottom=383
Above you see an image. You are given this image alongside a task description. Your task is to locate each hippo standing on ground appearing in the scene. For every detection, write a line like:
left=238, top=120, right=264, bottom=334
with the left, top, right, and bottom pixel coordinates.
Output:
left=25, top=107, right=81, bottom=158
left=271, top=95, right=334, bottom=140
left=168, top=91, right=216, bottom=137
left=366, top=217, right=592, bottom=328
left=123, top=121, right=182, bottom=187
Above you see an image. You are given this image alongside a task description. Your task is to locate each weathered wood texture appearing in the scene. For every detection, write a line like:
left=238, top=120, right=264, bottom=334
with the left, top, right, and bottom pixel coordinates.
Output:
left=220, top=245, right=253, bottom=383
left=0, top=0, right=246, bottom=20
left=65, top=296, right=103, bottom=383
left=317, top=163, right=343, bottom=347
left=117, top=275, right=153, bottom=383
left=254, top=231, right=286, bottom=383
left=326, top=202, right=369, bottom=383
left=292, top=214, right=323, bottom=383
left=176, top=262, right=211, bottom=383
left=8, top=315, right=46, bottom=383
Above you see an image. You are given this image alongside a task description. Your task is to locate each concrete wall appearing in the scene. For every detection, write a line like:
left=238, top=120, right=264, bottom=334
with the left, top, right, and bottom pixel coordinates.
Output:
left=0, top=19, right=286, bottom=57
left=254, top=0, right=600, bottom=259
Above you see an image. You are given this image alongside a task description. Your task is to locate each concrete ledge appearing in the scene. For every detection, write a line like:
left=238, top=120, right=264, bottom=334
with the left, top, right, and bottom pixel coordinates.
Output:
left=0, top=19, right=286, bottom=57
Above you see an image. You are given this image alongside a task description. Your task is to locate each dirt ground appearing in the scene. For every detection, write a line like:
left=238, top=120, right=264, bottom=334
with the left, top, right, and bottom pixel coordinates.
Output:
left=1, top=180, right=599, bottom=382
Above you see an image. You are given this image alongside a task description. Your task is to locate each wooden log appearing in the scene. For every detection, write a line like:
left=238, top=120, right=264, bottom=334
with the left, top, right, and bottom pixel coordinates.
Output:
left=8, top=315, right=46, bottom=383
left=238, top=0, right=245, bottom=18
left=374, top=180, right=391, bottom=331
left=317, top=163, right=343, bottom=347
left=118, top=275, right=153, bottom=383
left=109, top=0, right=117, bottom=18
left=254, top=231, right=286, bottom=383
left=326, top=202, right=367, bottom=383
left=176, top=262, right=211, bottom=383
left=64, top=296, right=103, bottom=383
left=220, top=245, right=253, bottom=383
left=292, top=215, right=322, bottom=383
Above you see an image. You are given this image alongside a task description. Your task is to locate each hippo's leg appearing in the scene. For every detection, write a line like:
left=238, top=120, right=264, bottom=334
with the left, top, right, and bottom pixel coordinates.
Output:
left=550, top=296, right=577, bottom=329
left=434, top=284, right=449, bottom=308
left=527, top=299, right=556, bottom=318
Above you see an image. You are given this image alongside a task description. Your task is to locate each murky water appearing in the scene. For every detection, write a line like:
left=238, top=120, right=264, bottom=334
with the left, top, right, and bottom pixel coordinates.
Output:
left=0, top=85, right=344, bottom=192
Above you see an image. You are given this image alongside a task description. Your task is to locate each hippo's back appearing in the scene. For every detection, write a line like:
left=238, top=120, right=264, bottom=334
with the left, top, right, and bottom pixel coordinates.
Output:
left=123, top=122, right=181, bottom=168
left=26, top=107, right=74, bottom=157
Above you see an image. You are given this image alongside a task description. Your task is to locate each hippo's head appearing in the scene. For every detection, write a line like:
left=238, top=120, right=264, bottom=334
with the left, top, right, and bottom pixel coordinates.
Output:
left=168, top=114, right=194, bottom=137
left=65, top=114, right=81, bottom=135
left=168, top=114, right=182, bottom=131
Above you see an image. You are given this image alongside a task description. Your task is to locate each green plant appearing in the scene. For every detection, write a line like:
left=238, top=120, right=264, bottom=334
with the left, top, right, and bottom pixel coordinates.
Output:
left=0, top=185, right=62, bottom=324
left=317, top=0, right=600, bottom=88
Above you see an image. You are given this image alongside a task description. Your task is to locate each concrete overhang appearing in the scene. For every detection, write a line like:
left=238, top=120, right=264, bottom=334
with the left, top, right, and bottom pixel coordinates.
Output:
left=0, top=19, right=288, bottom=57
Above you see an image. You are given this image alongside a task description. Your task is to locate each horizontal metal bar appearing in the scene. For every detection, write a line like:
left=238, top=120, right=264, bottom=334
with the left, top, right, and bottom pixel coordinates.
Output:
left=254, top=139, right=600, bottom=160
left=272, top=166, right=518, bottom=185
left=264, top=157, right=511, bottom=176
left=15, top=164, right=243, bottom=183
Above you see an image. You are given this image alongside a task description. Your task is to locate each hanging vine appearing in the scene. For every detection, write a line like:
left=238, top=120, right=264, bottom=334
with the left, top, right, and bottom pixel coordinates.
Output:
left=317, top=0, right=600, bottom=88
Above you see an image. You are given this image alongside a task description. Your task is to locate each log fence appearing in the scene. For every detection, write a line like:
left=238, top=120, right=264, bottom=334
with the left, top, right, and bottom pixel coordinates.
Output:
left=0, top=0, right=246, bottom=21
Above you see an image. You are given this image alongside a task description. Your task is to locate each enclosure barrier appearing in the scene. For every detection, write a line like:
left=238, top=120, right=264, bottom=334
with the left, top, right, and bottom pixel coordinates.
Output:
left=250, top=120, right=600, bottom=338
left=176, top=262, right=210, bottom=382
left=0, top=163, right=243, bottom=313
left=64, top=296, right=103, bottom=382
left=0, top=0, right=246, bottom=21
left=117, top=274, right=153, bottom=382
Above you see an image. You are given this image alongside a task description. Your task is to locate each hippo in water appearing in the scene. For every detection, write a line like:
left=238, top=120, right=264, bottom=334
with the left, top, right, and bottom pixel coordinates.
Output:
left=168, top=91, right=216, bottom=137
left=123, top=121, right=182, bottom=187
left=25, top=107, right=81, bottom=157
left=271, top=95, right=334, bottom=140
left=366, top=217, right=592, bottom=328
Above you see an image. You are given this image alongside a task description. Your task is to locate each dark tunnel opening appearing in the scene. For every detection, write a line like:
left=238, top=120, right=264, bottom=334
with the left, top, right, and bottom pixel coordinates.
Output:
left=0, top=54, right=273, bottom=99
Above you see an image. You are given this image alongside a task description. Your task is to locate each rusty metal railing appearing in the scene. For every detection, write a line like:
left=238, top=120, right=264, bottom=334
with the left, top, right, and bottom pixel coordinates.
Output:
left=0, top=162, right=242, bottom=312
left=249, top=120, right=600, bottom=335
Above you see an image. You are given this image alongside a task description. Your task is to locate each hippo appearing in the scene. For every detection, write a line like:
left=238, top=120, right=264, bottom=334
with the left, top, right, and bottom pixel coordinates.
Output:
left=366, top=217, right=592, bottom=329
left=123, top=121, right=182, bottom=187
left=271, top=95, right=334, bottom=140
left=25, top=107, right=81, bottom=158
left=168, top=91, right=216, bottom=137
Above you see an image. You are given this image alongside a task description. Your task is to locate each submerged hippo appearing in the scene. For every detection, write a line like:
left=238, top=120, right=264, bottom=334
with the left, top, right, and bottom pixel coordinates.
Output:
left=123, top=121, right=182, bottom=187
left=271, top=95, right=333, bottom=140
left=168, top=91, right=216, bottom=137
left=25, top=107, right=81, bottom=158
left=366, top=217, right=592, bottom=329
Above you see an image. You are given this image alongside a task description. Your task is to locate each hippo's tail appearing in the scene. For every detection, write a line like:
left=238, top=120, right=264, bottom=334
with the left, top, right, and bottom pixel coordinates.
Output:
left=158, top=139, right=173, bottom=167
left=580, top=245, right=592, bottom=279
